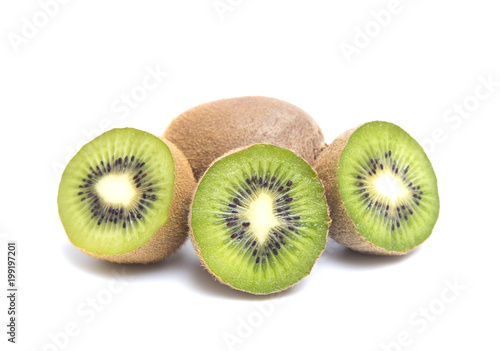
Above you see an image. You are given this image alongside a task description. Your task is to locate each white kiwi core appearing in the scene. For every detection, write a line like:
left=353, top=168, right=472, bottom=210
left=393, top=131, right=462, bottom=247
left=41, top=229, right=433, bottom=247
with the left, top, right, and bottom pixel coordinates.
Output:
left=95, top=174, right=138, bottom=207
left=242, top=191, right=281, bottom=245
left=373, top=172, right=409, bottom=205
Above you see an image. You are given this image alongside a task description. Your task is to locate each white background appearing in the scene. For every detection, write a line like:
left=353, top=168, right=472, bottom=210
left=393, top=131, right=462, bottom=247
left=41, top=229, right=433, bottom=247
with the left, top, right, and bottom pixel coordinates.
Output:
left=1, top=1, right=499, bottom=350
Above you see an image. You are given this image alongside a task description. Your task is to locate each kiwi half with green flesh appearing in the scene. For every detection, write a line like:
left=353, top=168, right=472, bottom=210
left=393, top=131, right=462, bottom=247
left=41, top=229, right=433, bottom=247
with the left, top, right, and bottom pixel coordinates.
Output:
left=190, top=144, right=330, bottom=295
left=164, top=96, right=326, bottom=180
left=57, top=128, right=195, bottom=264
left=315, top=121, right=439, bottom=255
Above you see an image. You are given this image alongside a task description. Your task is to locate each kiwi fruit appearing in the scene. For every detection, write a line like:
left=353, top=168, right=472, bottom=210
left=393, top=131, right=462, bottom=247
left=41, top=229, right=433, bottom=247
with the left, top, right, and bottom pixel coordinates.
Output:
left=189, top=144, right=330, bottom=295
left=164, top=96, right=326, bottom=180
left=57, top=128, right=195, bottom=264
left=315, top=121, right=439, bottom=255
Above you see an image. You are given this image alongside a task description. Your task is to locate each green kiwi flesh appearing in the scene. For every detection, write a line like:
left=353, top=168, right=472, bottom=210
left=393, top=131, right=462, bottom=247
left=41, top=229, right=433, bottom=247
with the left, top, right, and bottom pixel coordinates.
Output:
left=316, top=121, right=439, bottom=255
left=190, top=144, right=330, bottom=295
left=57, top=128, right=194, bottom=263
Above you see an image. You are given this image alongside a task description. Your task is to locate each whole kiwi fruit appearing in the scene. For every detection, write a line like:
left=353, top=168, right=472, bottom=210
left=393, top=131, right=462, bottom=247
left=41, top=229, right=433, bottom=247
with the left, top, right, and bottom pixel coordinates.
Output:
left=164, top=96, right=326, bottom=180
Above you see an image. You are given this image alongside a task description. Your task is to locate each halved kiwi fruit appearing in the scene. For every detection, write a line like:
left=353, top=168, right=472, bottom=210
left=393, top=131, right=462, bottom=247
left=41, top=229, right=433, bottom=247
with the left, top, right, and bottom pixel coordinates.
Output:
left=57, top=128, right=195, bottom=263
left=164, top=96, right=326, bottom=180
left=315, top=121, right=439, bottom=255
left=190, top=144, right=330, bottom=295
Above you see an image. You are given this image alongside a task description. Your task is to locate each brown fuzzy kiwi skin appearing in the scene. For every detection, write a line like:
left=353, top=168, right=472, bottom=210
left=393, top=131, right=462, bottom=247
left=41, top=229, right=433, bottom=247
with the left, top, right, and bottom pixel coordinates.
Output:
left=188, top=144, right=330, bottom=295
left=77, top=139, right=196, bottom=264
left=315, top=128, right=410, bottom=256
left=164, top=96, right=327, bottom=180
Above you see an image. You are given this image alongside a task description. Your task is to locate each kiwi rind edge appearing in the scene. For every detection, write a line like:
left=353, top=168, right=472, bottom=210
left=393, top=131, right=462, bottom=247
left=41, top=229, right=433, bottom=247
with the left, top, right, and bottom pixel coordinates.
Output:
left=188, top=143, right=331, bottom=295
